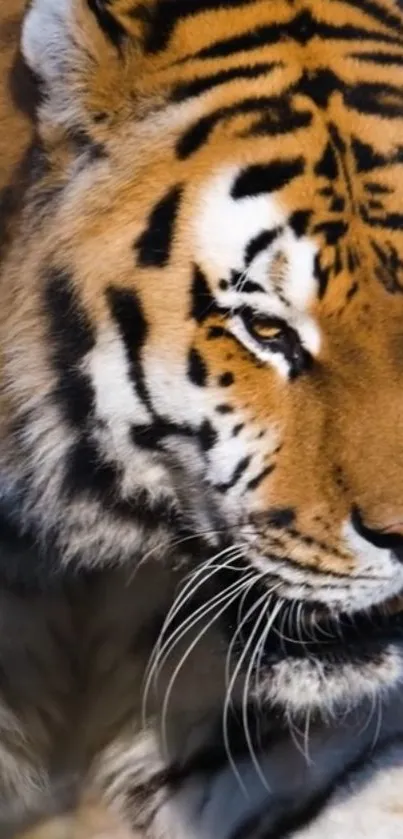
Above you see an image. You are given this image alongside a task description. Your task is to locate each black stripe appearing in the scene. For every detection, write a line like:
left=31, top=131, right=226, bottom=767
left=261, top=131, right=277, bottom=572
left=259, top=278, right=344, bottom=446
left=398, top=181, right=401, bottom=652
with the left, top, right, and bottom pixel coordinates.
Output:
left=216, top=403, right=235, bottom=414
left=346, top=281, right=359, bottom=302
left=214, top=456, right=251, bottom=492
left=135, top=185, right=183, bottom=267
left=179, top=15, right=402, bottom=65
left=143, top=0, right=259, bottom=53
left=372, top=240, right=403, bottom=293
left=351, top=137, right=390, bottom=173
left=183, top=11, right=317, bottom=61
left=314, top=254, right=330, bottom=299
left=230, top=781, right=339, bottom=839
left=297, top=68, right=342, bottom=108
left=44, top=267, right=95, bottom=428
left=182, top=23, right=283, bottom=62
left=364, top=181, right=392, bottom=194
left=106, top=285, right=151, bottom=410
left=245, top=229, right=282, bottom=265
left=218, top=372, right=234, bottom=387
left=130, top=417, right=194, bottom=450
left=266, top=507, right=295, bottom=528
left=177, top=115, right=217, bottom=158
left=187, top=348, right=208, bottom=386
left=243, top=102, right=312, bottom=139
left=345, top=81, right=403, bottom=118
left=62, top=434, right=121, bottom=507
left=289, top=209, right=312, bottom=237
left=236, top=279, right=266, bottom=294
left=87, top=0, right=127, bottom=48
left=199, top=419, right=218, bottom=451
left=364, top=209, right=403, bottom=230
left=170, top=62, right=278, bottom=102
left=177, top=96, right=287, bottom=158
left=329, top=0, right=403, bottom=38
left=246, top=464, right=275, bottom=492
left=62, top=434, right=184, bottom=530
left=231, top=158, right=305, bottom=199
left=315, top=19, right=403, bottom=46
left=190, top=264, right=221, bottom=323
left=68, top=127, right=108, bottom=162
left=119, top=710, right=284, bottom=817
left=350, top=49, right=403, bottom=66
left=313, top=219, right=348, bottom=246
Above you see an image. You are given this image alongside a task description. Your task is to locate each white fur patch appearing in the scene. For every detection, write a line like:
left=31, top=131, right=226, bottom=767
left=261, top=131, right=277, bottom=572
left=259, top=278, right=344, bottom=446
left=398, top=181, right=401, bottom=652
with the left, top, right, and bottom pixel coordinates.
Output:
left=258, top=648, right=403, bottom=715
left=242, top=517, right=403, bottom=614
left=22, top=0, right=72, bottom=81
left=293, top=743, right=403, bottom=839
left=84, top=327, right=172, bottom=499
left=86, top=327, right=151, bottom=429
left=22, top=0, right=93, bottom=130
left=343, top=521, right=403, bottom=611
left=193, top=166, right=286, bottom=279
left=192, top=168, right=321, bottom=377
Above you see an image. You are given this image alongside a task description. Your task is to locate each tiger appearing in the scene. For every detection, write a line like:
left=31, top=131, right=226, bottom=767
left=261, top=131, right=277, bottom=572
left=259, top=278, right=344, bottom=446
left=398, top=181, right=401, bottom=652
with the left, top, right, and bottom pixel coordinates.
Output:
left=2, top=0, right=403, bottom=836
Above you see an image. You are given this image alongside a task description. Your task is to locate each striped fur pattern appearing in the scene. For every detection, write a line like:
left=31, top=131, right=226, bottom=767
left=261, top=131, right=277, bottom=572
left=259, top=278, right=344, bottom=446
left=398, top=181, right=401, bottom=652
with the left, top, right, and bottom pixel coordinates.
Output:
left=1, top=0, right=403, bottom=835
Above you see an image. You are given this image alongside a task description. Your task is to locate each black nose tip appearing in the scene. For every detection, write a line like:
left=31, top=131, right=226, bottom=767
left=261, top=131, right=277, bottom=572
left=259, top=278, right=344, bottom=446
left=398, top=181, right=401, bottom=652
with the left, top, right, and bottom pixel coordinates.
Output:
left=352, top=506, right=403, bottom=555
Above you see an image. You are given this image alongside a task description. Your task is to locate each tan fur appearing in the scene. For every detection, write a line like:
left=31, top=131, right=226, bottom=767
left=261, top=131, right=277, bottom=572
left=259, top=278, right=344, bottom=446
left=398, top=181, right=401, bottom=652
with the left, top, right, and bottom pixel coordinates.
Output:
left=19, top=800, right=134, bottom=839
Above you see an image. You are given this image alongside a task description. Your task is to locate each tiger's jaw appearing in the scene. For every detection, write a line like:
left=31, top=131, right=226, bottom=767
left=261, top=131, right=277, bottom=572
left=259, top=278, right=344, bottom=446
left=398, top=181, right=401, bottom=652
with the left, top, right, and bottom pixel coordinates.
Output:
left=198, top=550, right=403, bottom=717
left=255, top=598, right=403, bottom=716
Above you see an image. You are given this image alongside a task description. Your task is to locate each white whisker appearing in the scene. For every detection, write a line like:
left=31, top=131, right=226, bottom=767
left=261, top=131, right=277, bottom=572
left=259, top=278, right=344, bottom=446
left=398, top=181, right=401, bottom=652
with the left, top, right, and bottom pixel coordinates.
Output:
left=142, top=547, right=245, bottom=719
left=159, top=582, right=251, bottom=755
left=223, top=583, right=280, bottom=794
left=371, top=689, right=383, bottom=752
left=159, top=546, right=244, bottom=639
left=154, top=570, right=252, bottom=679
left=225, top=576, right=263, bottom=702
left=242, top=597, right=284, bottom=792
left=303, top=705, right=313, bottom=766
left=142, top=566, right=253, bottom=725
left=254, top=594, right=280, bottom=700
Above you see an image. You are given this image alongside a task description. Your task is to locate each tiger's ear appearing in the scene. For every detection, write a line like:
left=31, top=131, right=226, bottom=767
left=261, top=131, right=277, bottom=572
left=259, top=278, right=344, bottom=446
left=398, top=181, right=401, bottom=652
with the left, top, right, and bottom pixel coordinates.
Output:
left=21, top=0, right=155, bottom=130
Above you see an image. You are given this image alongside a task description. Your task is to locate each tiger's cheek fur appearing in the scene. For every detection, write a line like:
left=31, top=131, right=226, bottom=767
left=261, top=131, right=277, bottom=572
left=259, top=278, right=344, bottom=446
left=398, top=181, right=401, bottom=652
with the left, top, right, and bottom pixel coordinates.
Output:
left=190, top=327, right=350, bottom=567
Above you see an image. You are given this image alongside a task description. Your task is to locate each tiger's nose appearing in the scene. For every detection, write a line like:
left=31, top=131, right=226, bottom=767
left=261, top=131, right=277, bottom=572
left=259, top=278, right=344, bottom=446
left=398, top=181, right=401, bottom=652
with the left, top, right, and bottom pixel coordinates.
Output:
left=351, top=505, right=403, bottom=552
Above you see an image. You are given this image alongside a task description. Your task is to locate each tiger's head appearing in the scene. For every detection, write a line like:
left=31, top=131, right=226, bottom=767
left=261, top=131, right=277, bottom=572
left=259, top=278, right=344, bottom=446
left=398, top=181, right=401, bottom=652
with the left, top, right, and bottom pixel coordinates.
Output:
left=2, top=0, right=403, bottom=713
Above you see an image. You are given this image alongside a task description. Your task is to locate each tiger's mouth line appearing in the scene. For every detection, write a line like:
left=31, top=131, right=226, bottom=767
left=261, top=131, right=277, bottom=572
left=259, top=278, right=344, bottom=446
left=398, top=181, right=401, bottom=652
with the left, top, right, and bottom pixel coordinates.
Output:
left=223, top=585, right=403, bottom=662
left=183, top=548, right=403, bottom=659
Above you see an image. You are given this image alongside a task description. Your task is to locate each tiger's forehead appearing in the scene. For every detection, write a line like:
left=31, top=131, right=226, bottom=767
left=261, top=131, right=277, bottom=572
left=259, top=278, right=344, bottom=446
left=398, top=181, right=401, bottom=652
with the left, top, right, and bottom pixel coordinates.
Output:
left=193, top=165, right=319, bottom=307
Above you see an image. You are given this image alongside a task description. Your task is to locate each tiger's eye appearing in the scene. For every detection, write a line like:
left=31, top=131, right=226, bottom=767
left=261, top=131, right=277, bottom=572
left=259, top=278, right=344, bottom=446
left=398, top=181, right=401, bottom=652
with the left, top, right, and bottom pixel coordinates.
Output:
left=241, top=311, right=285, bottom=345
left=240, top=310, right=312, bottom=378
left=249, top=323, right=282, bottom=342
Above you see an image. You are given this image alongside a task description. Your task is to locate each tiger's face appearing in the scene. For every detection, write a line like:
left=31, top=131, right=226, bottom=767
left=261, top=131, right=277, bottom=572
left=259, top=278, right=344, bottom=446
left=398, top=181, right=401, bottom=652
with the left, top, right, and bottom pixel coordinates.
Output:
left=3, top=0, right=403, bottom=711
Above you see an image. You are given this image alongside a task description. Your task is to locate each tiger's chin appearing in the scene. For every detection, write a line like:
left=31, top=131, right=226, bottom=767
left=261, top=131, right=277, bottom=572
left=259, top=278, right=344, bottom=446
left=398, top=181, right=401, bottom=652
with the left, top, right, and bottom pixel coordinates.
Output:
left=219, top=578, right=403, bottom=717
left=252, top=598, right=403, bottom=717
